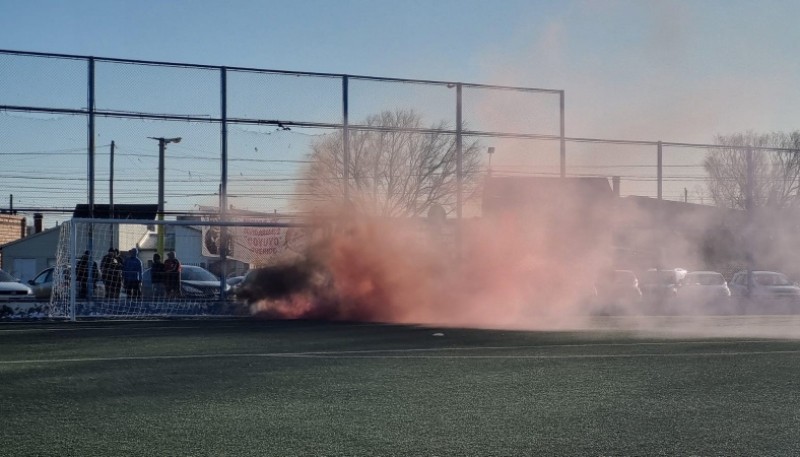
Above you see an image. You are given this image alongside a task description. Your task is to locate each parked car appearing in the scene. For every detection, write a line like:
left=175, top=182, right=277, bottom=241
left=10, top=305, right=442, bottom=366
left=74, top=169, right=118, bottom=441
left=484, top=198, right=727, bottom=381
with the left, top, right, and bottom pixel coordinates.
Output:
left=27, top=266, right=105, bottom=300
left=676, top=271, right=731, bottom=312
left=141, top=265, right=232, bottom=299
left=0, top=268, right=33, bottom=299
left=232, top=269, right=257, bottom=303
left=728, top=270, right=800, bottom=312
left=594, top=269, right=642, bottom=312
left=639, top=268, right=687, bottom=307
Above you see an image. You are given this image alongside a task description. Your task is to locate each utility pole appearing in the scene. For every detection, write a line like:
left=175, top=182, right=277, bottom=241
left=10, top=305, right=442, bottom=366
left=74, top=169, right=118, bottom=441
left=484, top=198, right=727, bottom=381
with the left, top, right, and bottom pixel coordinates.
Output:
left=148, top=136, right=181, bottom=258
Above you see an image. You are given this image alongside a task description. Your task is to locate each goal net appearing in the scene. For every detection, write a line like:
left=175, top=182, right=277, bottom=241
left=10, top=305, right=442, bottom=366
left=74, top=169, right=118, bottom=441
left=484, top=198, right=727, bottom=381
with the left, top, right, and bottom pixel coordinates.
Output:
left=50, top=217, right=307, bottom=320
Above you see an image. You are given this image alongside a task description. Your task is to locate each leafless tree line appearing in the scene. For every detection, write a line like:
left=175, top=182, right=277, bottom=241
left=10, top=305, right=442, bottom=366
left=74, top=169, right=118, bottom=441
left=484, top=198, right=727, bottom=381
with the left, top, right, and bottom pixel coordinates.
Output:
left=705, top=131, right=800, bottom=209
left=300, top=109, right=483, bottom=217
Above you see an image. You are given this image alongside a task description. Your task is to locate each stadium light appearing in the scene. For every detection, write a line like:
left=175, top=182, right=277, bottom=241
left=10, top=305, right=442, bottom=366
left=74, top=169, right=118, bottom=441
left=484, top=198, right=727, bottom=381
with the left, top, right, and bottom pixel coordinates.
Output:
left=148, top=136, right=182, bottom=257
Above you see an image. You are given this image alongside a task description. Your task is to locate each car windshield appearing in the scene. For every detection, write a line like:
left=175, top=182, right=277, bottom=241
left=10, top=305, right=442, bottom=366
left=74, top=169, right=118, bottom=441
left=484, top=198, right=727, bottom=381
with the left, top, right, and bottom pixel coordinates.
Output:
left=182, top=267, right=219, bottom=282
left=754, top=273, right=792, bottom=286
left=612, top=271, right=636, bottom=285
left=686, top=273, right=725, bottom=286
left=0, top=269, right=17, bottom=282
left=641, top=270, right=676, bottom=285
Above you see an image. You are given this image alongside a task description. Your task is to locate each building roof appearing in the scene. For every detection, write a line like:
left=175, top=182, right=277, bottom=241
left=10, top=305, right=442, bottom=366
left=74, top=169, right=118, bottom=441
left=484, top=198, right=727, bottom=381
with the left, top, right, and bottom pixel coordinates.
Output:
left=482, top=176, right=614, bottom=216
left=0, top=225, right=60, bottom=250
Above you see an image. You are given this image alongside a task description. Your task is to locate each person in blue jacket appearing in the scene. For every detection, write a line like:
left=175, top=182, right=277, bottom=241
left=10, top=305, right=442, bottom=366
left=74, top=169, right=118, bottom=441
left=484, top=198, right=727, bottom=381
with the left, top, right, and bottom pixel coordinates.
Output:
left=122, top=247, right=143, bottom=299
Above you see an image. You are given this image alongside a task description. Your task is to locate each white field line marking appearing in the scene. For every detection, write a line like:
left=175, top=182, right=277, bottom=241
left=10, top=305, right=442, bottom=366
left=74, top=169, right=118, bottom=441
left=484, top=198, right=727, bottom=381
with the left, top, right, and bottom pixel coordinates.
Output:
left=0, top=325, right=242, bottom=333
left=2, top=347, right=799, bottom=365
left=304, top=350, right=800, bottom=359
left=0, top=322, right=375, bottom=334
left=294, top=339, right=794, bottom=354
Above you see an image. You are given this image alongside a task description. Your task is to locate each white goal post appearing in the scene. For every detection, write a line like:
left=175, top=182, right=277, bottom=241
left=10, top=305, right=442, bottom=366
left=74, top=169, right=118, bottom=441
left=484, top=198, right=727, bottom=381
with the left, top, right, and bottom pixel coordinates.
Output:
left=50, top=217, right=309, bottom=320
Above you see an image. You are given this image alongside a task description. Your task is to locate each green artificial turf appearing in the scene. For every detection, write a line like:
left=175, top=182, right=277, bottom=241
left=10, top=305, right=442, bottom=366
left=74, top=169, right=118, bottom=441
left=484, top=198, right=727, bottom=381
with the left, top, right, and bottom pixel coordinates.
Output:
left=0, top=319, right=798, bottom=456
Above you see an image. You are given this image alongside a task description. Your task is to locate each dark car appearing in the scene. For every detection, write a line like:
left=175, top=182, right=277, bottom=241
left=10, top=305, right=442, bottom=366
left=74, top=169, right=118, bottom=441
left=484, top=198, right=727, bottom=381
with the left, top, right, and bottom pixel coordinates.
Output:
left=594, top=269, right=642, bottom=312
left=226, top=275, right=246, bottom=289
left=639, top=268, right=687, bottom=310
left=141, top=265, right=231, bottom=299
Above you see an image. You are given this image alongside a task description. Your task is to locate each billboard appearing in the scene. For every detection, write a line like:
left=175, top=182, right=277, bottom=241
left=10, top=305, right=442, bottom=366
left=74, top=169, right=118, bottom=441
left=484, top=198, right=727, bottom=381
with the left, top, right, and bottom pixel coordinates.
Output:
left=200, top=213, right=311, bottom=266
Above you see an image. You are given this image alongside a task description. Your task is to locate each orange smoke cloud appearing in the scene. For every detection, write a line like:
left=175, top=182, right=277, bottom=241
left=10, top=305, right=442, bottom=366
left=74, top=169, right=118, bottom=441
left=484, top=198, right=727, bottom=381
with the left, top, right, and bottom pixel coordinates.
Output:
left=248, top=203, right=609, bottom=330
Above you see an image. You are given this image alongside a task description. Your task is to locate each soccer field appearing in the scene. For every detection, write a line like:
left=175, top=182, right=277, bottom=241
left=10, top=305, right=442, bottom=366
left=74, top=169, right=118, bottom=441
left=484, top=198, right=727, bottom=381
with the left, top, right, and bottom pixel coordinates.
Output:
left=1, top=318, right=799, bottom=456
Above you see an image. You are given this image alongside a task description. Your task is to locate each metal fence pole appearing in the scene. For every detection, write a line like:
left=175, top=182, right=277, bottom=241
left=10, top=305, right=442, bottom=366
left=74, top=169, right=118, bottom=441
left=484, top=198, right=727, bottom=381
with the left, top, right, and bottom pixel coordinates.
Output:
left=87, top=57, right=96, bottom=216
left=342, top=75, right=350, bottom=202
left=745, top=146, right=754, bottom=296
left=219, top=67, right=229, bottom=297
left=109, top=141, right=115, bottom=248
left=87, top=57, right=96, bottom=302
left=560, top=90, right=566, bottom=178
left=456, top=83, right=463, bottom=259
left=456, top=83, right=463, bottom=219
left=656, top=141, right=663, bottom=269
left=69, top=221, right=77, bottom=321
left=657, top=141, right=663, bottom=200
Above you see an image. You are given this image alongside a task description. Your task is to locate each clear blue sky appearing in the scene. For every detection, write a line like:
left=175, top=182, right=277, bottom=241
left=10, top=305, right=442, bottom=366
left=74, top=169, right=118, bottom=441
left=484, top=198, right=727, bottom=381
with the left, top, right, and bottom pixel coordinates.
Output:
left=3, top=0, right=800, bottom=223
left=3, top=0, right=800, bottom=143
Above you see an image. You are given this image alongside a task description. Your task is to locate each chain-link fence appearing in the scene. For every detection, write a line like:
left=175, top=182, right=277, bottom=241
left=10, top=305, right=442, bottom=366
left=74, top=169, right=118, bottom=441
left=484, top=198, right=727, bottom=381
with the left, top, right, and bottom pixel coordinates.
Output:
left=0, top=50, right=564, bottom=225
left=3, top=49, right=800, bottom=284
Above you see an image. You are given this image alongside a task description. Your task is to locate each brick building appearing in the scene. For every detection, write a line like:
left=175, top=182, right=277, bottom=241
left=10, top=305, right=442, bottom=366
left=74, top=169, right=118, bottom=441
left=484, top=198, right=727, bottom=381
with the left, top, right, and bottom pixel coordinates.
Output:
left=0, top=214, right=27, bottom=265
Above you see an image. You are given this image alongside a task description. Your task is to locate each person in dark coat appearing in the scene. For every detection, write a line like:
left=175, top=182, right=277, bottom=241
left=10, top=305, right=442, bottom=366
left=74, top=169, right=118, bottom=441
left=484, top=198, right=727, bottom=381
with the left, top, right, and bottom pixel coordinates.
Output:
left=76, top=250, right=99, bottom=299
left=122, top=248, right=143, bottom=299
left=163, top=251, right=183, bottom=299
left=101, top=248, right=122, bottom=299
left=150, top=253, right=166, bottom=298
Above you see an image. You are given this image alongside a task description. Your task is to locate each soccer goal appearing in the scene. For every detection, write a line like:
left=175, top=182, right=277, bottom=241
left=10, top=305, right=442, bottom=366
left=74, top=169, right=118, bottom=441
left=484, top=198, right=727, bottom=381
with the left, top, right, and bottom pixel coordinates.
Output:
left=50, top=217, right=309, bottom=320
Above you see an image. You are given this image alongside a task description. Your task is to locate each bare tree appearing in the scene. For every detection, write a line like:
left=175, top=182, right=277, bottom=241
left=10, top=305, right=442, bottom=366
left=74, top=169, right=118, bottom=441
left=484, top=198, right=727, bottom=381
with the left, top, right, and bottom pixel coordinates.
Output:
left=704, top=131, right=800, bottom=209
left=300, top=109, right=483, bottom=217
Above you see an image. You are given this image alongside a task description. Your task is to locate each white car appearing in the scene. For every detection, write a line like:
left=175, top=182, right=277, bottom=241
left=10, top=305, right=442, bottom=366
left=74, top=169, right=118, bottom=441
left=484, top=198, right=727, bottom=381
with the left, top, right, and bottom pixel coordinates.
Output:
left=0, top=268, right=33, bottom=299
left=676, top=271, right=731, bottom=311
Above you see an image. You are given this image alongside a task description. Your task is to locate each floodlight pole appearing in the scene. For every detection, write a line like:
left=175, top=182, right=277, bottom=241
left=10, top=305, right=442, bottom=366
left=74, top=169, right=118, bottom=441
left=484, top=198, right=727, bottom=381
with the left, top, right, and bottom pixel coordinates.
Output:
left=149, top=136, right=182, bottom=258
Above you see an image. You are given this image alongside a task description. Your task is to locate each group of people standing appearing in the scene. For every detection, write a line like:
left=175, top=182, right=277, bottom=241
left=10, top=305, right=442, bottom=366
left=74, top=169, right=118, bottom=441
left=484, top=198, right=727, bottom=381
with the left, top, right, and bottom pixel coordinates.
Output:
left=74, top=248, right=182, bottom=299
left=147, top=251, right=183, bottom=298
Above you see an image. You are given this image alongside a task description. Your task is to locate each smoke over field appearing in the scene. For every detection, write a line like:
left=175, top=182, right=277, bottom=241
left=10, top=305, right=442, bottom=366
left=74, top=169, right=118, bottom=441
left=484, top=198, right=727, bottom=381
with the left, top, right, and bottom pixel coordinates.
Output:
left=238, top=174, right=800, bottom=337
left=244, top=188, right=615, bottom=329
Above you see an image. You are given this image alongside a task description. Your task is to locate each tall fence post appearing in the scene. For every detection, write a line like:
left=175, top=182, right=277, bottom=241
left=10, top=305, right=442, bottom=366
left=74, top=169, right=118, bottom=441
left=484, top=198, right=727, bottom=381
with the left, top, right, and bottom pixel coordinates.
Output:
left=456, top=83, right=463, bottom=259
left=69, top=221, right=77, bottom=321
left=656, top=141, right=663, bottom=269
left=87, top=57, right=96, bottom=301
left=219, top=66, right=229, bottom=296
left=342, top=75, right=350, bottom=202
left=560, top=90, right=566, bottom=178
left=657, top=141, right=663, bottom=200
left=456, top=83, right=463, bottom=219
left=109, top=141, right=115, bottom=248
left=745, top=146, right=754, bottom=296
left=87, top=57, right=96, bottom=217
